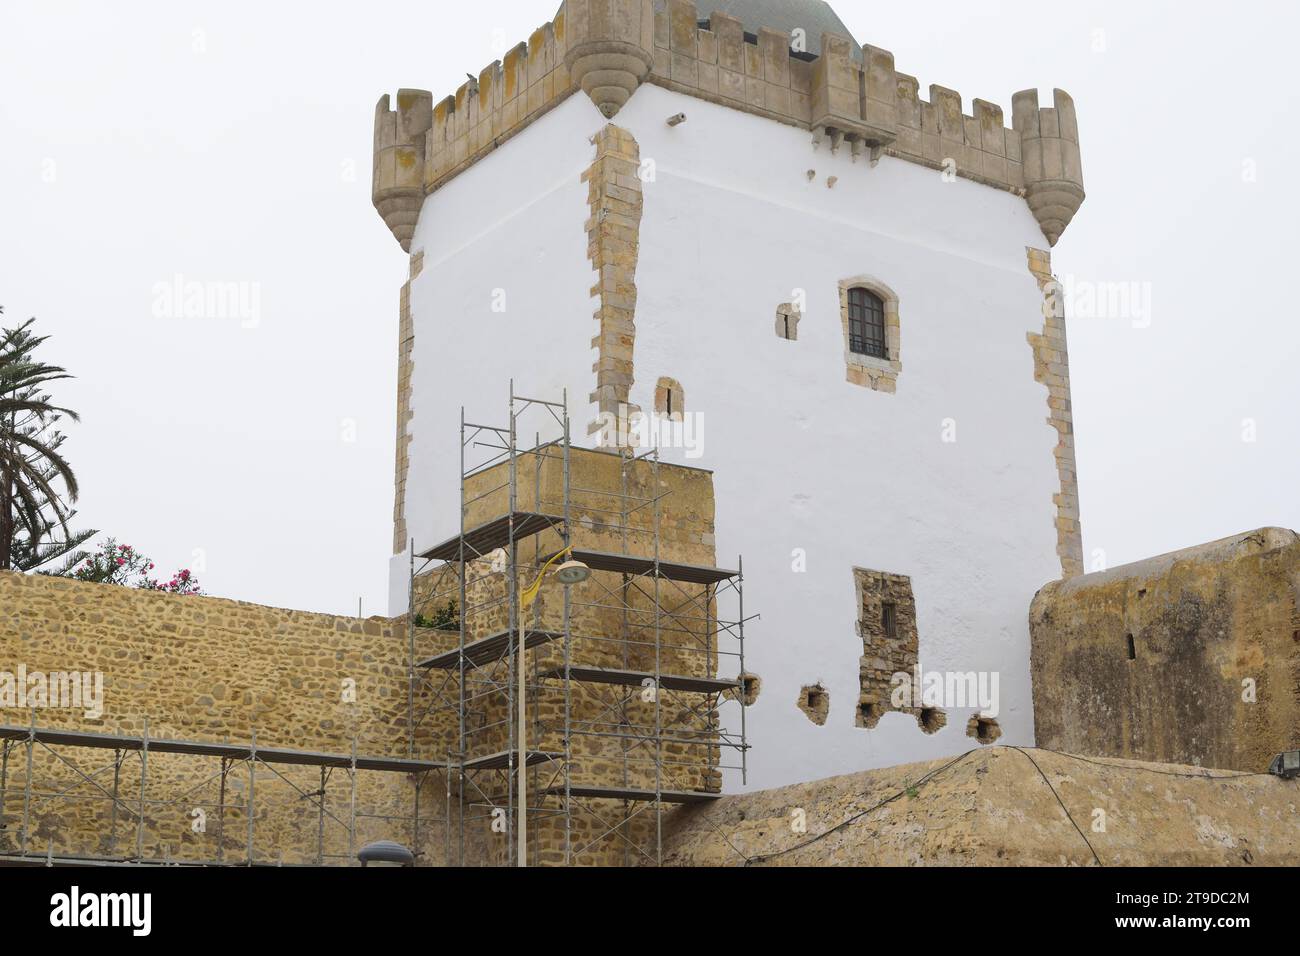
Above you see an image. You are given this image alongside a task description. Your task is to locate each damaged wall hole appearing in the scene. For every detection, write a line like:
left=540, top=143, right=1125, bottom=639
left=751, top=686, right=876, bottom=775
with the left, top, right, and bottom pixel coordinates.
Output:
left=854, top=568, right=918, bottom=730
left=917, top=706, right=947, bottom=735
left=856, top=698, right=882, bottom=729
left=966, top=715, right=1002, bottom=745
left=798, top=683, right=830, bottom=726
left=726, top=671, right=762, bottom=706
left=1126, top=634, right=1136, bottom=660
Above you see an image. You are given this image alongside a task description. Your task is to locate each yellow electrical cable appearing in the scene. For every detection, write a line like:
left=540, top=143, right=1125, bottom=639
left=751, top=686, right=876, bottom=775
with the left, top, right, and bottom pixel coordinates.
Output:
left=519, top=546, right=571, bottom=609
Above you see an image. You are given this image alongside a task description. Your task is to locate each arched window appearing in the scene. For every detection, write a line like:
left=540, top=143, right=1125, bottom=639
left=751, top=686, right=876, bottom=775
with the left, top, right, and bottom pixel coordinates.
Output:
left=838, top=276, right=901, bottom=394
left=847, top=287, right=887, bottom=359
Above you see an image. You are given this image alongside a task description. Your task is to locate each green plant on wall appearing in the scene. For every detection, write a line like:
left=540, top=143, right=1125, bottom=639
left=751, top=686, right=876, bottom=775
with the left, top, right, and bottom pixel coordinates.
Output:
left=415, top=599, right=459, bottom=631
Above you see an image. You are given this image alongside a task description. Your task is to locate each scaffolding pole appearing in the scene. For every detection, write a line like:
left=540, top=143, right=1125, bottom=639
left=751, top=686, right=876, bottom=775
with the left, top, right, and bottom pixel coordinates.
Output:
left=404, top=388, right=750, bottom=866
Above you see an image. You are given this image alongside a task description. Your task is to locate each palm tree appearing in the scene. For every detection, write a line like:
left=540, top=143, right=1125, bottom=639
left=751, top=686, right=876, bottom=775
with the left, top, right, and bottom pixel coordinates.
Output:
left=0, top=309, right=91, bottom=572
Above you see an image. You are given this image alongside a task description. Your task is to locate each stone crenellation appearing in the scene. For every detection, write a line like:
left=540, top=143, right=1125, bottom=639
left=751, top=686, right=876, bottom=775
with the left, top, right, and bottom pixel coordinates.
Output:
left=372, top=0, right=1085, bottom=252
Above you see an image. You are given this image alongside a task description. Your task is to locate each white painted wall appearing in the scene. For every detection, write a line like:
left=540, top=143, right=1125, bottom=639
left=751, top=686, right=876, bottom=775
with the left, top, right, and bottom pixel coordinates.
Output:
left=388, top=93, right=609, bottom=612
left=395, top=83, right=1065, bottom=791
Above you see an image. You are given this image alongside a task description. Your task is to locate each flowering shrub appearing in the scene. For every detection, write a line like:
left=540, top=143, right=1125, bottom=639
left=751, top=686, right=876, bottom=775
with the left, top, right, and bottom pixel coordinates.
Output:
left=142, top=567, right=202, bottom=596
left=68, top=538, right=203, bottom=595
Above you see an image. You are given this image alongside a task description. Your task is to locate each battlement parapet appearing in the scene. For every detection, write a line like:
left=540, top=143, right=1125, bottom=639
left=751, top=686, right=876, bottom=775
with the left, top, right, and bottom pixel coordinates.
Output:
left=372, top=0, right=1085, bottom=249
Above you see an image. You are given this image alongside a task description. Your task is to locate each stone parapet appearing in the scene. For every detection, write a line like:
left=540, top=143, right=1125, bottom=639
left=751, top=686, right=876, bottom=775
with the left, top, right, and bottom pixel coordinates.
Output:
left=1030, top=528, right=1300, bottom=774
left=372, top=0, right=1085, bottom=250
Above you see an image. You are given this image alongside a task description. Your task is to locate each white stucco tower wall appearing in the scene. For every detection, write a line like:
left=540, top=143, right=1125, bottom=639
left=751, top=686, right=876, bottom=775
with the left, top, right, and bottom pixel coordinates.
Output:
left=374, top=0, right=1086, bottom=791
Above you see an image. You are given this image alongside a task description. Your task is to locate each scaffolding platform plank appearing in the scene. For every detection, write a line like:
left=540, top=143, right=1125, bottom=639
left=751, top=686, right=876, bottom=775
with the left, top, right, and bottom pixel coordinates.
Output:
left=416, top=627, right=564, bottom=670
left=462, top=750, right=562, bottom=771
left=540, top=666, right=740, bottom=694
left=546, top=548, right=736, bottom=585
left=548, top=785, right=721, bottom=805
left=0, top=725, right=444, bottom=774
left=418, top=512, right=563, bottom=562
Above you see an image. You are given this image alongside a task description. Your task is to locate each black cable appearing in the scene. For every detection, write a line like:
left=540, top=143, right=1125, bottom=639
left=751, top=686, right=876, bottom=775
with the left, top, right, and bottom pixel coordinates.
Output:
left=743, top=748, right=977, bottom=866
left=701, top=815, right=754, bottom=865
left=1032, top=746, right=1271, bottom=780
left=1009, top=745, right=1102, bottom=866
left=719, top=744, right=1257, bottom=867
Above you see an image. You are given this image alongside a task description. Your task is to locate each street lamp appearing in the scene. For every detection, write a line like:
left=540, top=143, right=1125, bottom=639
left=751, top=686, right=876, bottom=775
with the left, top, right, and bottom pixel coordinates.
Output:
left=516, top=546, right=589, bottom=867
left=357, top=840, right=414, bottom=867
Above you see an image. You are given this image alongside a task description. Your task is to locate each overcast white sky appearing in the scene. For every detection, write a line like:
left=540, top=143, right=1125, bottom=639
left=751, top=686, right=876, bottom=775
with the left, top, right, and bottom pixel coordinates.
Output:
left=2, top=1, right=1297, bottom=615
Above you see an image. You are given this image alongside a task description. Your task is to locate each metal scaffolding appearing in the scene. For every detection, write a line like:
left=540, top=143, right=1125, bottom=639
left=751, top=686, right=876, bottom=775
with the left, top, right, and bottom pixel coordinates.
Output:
left=0, top=719, right=442, bottom=866
left=407, top=385, right=750, bottom=866
left=0, top=385, right=751, bottom=868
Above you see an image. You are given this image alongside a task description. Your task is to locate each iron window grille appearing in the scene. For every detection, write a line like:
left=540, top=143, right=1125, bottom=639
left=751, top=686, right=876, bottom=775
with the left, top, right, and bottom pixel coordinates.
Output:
left=847, top=287, right=887, bottom=359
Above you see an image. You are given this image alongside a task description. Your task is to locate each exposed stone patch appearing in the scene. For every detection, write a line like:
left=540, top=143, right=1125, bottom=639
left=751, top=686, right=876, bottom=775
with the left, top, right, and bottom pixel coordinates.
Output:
left=583, top=124, right=643, bottom=445
left=854, top=568, right=918, bottom=728
left=1026, top=247, right=1083, bottom=578
left=393, top=250, right=423, bottom=553
left=654, top=376, right=684, bottom=420
left=725, top=671, right=761, bottom=706
left=798, top=683, right=829, bottom=726
left=774, top=302, right=800, bottom=340
left=856, top=698, right=884, bottom=729
left=966, top=715, right=1002, bottom=745
left=917, top=706, right=947, bottom=735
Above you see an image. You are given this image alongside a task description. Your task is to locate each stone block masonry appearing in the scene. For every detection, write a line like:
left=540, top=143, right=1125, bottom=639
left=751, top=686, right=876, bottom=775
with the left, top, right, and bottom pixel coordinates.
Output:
left=854, top=569, right=919, bottom=729
left=1026, top=247, right=1084, bottom=579
left=659, top=748, right=1299, bottom=866
left=583, top=124, right=644, bottom=444
left=0, top=445, right=734, bottom=865
left=0, top=571, right=441, bottom=864
left=1030, top=527, right=1300, bottom=774
left=393, top=250, right=424, bottom=554
left=407, top=447, right=732, bottom=865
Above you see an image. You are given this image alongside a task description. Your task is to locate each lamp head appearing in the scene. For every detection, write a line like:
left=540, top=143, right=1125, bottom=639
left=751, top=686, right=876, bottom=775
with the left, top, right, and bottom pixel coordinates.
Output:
left=357, top=840, right=415, bottom=867
left=554, top=560, right=590, bottom=585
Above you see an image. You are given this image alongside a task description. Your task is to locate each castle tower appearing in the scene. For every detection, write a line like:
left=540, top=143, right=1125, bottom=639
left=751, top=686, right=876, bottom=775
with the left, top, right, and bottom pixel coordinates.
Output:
left=373, top=0, right=1086, bottom=790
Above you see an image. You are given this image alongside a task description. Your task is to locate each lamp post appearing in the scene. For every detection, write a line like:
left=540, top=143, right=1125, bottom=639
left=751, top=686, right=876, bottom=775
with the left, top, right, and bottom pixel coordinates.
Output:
left=516, top=547, right=589, bottom=867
